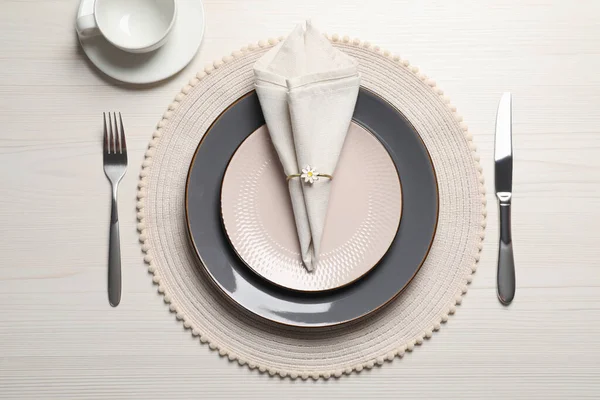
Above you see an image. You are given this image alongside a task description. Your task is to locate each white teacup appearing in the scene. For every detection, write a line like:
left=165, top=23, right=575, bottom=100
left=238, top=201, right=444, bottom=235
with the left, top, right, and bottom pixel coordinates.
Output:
left=76, top=0, right=177, bottom=54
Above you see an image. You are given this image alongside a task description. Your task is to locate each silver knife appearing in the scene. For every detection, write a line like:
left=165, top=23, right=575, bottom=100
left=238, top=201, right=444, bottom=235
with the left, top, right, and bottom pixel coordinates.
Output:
left=495, top=92, right=515, bottom=305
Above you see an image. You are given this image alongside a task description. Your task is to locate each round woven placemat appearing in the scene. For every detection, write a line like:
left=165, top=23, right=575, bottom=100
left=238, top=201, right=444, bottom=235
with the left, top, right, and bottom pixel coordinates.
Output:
left=136, top=35, right=486, bottom=379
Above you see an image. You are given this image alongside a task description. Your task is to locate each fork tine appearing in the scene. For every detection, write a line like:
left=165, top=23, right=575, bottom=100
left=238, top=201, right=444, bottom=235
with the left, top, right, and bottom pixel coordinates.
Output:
left=108, top=112, right=114, bottom=154
left=103, top=112, right=108, bottom=154
left=118, top=113, right=126, bottom=154
left=107, top=112, right=111, bottom=154
left=112, top=112, right=119, bottom=154
left=114, top=112, right=120, bottom=154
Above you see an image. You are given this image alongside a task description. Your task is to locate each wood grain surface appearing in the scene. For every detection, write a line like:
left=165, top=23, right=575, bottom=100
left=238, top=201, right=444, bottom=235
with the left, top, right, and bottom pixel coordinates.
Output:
left=1, top=0, right=599, bottom=398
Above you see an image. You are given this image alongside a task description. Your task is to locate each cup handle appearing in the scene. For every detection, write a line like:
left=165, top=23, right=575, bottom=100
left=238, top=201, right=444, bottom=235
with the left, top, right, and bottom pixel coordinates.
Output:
left=76, top=0, right=100, bottom=38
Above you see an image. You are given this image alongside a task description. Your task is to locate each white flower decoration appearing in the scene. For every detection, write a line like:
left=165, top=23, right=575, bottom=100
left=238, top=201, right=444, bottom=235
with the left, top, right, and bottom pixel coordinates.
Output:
left=301, top=165, right=319, bottom=184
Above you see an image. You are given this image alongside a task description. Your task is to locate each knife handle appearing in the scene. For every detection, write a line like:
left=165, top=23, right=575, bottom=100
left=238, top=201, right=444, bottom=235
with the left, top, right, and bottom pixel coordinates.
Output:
left=497, top=194, right=515, bottom=305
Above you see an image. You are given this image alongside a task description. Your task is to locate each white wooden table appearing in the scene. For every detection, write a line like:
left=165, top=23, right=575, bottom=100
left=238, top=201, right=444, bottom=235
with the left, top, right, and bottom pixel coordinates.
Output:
left=1, top=0, right=599, bottom=398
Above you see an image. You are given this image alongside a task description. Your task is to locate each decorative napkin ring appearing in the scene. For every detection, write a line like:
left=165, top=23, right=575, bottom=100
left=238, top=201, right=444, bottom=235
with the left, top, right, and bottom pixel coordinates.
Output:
left=287, top=165, right=333, bottom=184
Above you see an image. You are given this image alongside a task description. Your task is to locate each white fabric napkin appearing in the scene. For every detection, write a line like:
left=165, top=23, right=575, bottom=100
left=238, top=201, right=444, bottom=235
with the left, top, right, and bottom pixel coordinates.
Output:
left=253, top=21, right=360, bottom=271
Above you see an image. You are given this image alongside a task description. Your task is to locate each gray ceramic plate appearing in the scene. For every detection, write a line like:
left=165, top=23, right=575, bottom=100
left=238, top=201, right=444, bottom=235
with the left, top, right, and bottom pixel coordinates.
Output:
left=186, top=88, right=439, bottom=327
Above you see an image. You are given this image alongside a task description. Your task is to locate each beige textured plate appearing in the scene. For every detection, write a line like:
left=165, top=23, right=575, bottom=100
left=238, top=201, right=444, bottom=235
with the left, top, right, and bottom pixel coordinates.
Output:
left=221, top=121, right=402, bottom=292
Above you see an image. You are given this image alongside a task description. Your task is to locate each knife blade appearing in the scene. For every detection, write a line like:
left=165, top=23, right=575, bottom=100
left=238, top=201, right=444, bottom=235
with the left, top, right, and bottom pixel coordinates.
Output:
left=495, top=92, right=515, bottom=305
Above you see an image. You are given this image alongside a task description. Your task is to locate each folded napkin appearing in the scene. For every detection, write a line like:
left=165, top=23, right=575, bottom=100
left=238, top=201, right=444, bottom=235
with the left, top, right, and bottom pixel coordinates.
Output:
left=253, top=22, right=360, bottom=271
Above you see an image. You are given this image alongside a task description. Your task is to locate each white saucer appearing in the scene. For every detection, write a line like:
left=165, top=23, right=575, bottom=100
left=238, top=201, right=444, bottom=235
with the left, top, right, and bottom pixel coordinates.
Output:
left=78, top=0, right=205, bottom=84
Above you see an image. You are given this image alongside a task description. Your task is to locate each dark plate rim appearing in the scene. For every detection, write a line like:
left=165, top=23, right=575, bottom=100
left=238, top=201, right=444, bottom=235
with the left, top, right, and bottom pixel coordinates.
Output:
left=184, top=87, right=440, bottom=328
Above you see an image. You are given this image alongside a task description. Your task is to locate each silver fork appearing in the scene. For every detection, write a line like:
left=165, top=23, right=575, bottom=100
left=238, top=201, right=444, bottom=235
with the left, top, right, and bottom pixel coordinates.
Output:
left=103, top=112, right=127, bottom=307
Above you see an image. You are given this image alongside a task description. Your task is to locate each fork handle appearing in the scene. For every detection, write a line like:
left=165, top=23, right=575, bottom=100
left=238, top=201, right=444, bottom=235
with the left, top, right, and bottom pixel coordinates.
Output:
left=497, top=200, right=515, bottom=305
left=108, top=186, right=122, bottom=307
